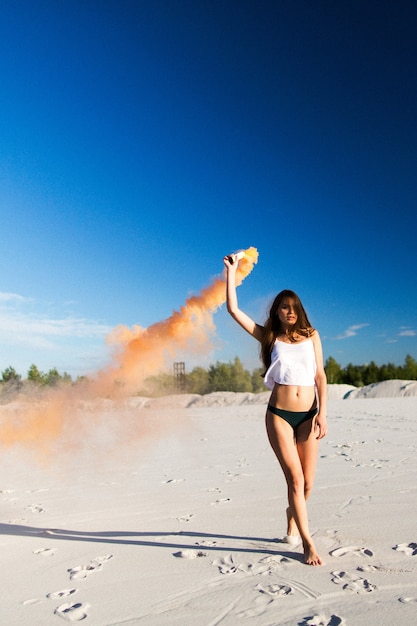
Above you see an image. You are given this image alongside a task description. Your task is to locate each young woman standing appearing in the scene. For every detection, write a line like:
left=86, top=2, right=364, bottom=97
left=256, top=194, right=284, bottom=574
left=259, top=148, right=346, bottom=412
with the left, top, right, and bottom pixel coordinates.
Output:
left=224, top=254, right=327, bottom=566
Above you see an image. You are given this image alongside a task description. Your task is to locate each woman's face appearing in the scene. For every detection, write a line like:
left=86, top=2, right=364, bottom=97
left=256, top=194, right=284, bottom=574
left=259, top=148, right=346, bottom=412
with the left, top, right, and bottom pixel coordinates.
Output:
left=277, top=297, right=298, bottom=328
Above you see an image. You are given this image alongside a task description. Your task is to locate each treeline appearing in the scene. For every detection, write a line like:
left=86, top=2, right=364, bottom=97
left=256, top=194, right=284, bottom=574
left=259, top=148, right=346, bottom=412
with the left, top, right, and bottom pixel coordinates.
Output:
left=1, top=354, right=417, bottom=397
left=143, top=357, right=266, bottom=396
left=140, top=354, right=417, bottom=396
left=325, top=354, right=417, bottom=386
left=0, top=364, right=79, bottom=387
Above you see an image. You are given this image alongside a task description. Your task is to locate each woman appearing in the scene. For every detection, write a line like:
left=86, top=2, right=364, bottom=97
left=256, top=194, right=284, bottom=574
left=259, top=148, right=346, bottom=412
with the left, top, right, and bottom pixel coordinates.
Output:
left=224, top=254, right=327, bottom=566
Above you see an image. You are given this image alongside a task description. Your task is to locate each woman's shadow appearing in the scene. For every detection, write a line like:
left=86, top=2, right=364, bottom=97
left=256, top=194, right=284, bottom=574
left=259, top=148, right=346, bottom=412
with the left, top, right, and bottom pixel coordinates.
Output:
left=0, top=523, right=304, bottom=561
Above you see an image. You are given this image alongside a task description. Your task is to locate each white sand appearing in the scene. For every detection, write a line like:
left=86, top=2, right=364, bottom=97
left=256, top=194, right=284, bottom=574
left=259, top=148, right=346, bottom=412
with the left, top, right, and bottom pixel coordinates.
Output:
left=1, top=383, right=417, bottom=625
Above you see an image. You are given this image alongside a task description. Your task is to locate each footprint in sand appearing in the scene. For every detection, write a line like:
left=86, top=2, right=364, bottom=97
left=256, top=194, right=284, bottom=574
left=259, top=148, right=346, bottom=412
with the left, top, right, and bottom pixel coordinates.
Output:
left=195, top=539, right=219, bottom=547
left=299, top=613, right=345, bottom=626
left=210, top=498, right=231, bottom=505
left=54, top=602, right=89, bottom=621
left=393, top=542, right=417, bottom=556
left=256, top=555, right=293, bottom=576
left=173, top=549, right=207, bottom=559
left=68, top=555, right=113, bottom=580
left=212, top=555, right=280, bottom=577
left=256, top=583, right=294, bottom=596
left=330, top=546, right=374, bottom=558
left=331, top=570, right=377, bottom=593
left=212, top=554, right=238, bottom=574
left=236, top=595, right=274, bottom=618
left=357, top=564, right=384, bottom=572
left=176, top=514, right=194, bottom=523
left=47, top=589, right=77, bottom=600
left=25, top=504, right=45, bottom=514
left=261, top=554, right=292, bottom=564
left=223, top=471, right=242, bottom=482
left=33, top=547, right=57, bottom=557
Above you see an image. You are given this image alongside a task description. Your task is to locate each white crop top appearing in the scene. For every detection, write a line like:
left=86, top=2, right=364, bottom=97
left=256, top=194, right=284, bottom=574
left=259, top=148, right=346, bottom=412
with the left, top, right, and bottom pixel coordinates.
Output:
left=264, top=338, right=317, bottom=389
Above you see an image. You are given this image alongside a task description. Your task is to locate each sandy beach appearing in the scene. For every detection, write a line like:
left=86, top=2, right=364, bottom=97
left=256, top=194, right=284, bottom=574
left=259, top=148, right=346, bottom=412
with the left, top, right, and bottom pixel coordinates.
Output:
left=1, top=382, right=417, bottom=625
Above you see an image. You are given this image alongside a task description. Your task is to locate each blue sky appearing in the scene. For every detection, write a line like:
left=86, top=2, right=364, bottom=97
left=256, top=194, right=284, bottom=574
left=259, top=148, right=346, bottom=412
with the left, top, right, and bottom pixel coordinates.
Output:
left=1, top=0, right=416, bottom=378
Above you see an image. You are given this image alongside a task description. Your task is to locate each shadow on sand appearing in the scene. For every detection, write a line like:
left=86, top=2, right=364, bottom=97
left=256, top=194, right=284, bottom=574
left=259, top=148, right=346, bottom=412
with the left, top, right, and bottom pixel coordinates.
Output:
left=0, top=523, right=304, bottom=562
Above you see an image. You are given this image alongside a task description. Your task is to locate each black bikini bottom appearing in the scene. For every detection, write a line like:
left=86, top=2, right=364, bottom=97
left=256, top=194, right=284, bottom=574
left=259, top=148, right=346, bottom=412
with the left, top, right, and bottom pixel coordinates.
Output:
left=267, top=404, right=318, bottom=432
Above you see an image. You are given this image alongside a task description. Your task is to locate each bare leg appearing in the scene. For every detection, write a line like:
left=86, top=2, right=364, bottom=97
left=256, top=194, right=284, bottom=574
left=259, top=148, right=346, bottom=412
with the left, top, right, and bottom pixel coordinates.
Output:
left=286, top=505, right=299, bottom=537
left=265, top=411, right=323, bottom=566
left=296, top=418, right=322, bottom=565
left=286, top=419, right=320, bottom=535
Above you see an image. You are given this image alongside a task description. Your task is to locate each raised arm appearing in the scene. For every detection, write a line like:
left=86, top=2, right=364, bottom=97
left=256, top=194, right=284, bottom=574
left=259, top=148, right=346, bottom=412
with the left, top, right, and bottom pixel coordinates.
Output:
left=223, top=255, right=264, bottom=342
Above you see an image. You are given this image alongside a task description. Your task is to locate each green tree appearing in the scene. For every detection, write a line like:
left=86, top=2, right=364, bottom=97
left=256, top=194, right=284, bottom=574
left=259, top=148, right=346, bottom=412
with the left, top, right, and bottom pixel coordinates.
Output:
left=401, top=354, right=417, bottom=380
left=61, top=372, right=73, bottom=384
left=379, top=362, right=398, bottom=381
left=229, top=357, right=252, bottom=392
left=251, top=367, right=267, bottom=393
left=206, top=358, right=253, bottom=392
left=343, top=363, right=363, bottom=387
left=325, top=357, right=342, bottom=384
left=186, top=366, right=210, bottom=394
left=142, top=372, right=176, bottom=396
left=1, top=366, right=22, bottom=383
left=208, top=362, right=233, bottom=392
left=27, top=364, right=46, bottom=385
left=45, top=367, right=62, bottom=386
left=362, top=361, right=380, bottom=385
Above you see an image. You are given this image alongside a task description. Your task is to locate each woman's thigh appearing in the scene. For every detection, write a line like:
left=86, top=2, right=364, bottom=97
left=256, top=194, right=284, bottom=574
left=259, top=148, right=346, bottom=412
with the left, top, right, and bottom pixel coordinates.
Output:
left=265, top=411, right=304, bottom=481
left=296, top=419, right=320, bottom=486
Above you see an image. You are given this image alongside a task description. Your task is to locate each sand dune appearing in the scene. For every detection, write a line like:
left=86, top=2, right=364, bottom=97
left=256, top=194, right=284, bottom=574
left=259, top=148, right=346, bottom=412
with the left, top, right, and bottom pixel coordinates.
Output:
left=343, top=379, right=417, bottom=399
left=133, top=379, right=417, bottom=408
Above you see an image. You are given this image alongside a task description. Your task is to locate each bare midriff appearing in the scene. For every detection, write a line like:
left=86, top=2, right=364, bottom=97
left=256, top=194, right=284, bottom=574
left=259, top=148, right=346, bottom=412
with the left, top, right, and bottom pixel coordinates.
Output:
left=269, top=384, right=316, bottom=412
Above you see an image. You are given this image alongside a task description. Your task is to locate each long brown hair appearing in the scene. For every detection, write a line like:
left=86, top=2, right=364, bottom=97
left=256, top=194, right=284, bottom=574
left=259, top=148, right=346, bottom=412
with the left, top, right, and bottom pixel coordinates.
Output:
left=260, top=289, right=315, bottom=372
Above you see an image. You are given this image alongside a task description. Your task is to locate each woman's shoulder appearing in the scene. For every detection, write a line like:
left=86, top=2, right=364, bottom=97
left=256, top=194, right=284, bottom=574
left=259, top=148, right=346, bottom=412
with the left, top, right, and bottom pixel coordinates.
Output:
left=309, top=329, right=322, bottom=346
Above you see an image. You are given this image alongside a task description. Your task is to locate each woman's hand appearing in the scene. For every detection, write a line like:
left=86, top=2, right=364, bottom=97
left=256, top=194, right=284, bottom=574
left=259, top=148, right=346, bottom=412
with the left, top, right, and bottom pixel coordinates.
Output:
left=314, top=412, right=328, bottom=439
left=223, top=254, right=238, bottom=270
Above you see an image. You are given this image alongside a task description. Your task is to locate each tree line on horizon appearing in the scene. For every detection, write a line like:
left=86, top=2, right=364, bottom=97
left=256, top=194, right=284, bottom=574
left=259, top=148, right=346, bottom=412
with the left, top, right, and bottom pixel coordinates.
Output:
left=1, top=354, right=416, bottom=397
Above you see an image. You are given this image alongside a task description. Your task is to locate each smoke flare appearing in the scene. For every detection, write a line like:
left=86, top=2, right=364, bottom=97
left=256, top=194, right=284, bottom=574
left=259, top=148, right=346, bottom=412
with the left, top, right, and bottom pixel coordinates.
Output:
left=0, top=247, right=258, bottom=451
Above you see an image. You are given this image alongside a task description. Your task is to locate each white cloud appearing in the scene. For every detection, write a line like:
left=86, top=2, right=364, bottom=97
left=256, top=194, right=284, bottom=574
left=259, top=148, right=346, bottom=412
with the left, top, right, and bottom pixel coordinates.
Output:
left=0, top=291, right=29, bottom=303
left=334, top=323, right=369, bottom=340
left=0, top=311, right=111, bottom=345
left=398, top=329, right=416, bottom=337
left=0, top=292, right=110, bottom=340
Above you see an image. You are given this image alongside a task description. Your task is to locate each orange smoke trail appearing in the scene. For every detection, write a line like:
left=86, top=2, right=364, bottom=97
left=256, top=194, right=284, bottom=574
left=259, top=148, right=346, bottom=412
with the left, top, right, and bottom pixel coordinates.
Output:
left=96, top=246, right=258, bottom=394
left=0, top=247, right=258, bottom=451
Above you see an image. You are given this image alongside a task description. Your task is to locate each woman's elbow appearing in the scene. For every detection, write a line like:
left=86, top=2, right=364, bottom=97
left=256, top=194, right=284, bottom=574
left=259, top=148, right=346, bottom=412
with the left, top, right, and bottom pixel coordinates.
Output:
left=316, top=369, right=327, bottom=386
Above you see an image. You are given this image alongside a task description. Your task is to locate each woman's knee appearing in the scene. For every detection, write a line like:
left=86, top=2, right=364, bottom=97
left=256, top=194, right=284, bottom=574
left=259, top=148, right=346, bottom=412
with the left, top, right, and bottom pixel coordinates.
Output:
left=286, top=471, right=305, bottom=494
left=304, top=480, right=314, bottom=499
left=303, top=468, right=316, bottom=497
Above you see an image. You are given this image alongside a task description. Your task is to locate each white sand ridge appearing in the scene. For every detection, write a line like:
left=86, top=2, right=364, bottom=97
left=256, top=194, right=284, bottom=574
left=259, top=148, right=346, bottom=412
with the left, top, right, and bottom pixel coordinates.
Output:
left=129, top=379, right=417, bottom=408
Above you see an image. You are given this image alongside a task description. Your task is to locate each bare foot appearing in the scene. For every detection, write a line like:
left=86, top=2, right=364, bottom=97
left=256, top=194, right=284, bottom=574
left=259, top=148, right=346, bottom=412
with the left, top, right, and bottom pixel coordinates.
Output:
left=303, top=542, right=324, bottom=566
left=286, top=506, right=299, bottom=538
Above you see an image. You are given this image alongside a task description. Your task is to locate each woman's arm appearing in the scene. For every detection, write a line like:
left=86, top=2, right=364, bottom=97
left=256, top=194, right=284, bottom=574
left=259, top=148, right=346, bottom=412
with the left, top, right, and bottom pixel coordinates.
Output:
left=224, top=255, right=263, bottom=341
left=311, top=330, right=328, bottom=439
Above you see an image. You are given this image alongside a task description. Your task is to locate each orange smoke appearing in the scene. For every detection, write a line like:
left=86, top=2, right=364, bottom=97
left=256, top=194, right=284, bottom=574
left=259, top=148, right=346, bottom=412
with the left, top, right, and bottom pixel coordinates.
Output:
left=96, top=246, right=259, bottom=394
left=0, top=247, right=258, bottom=451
